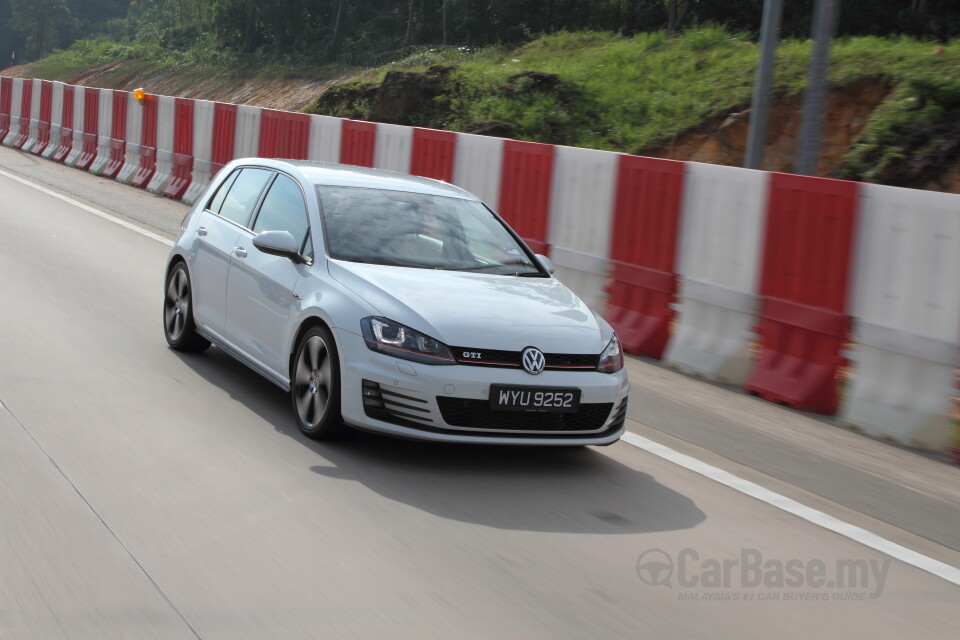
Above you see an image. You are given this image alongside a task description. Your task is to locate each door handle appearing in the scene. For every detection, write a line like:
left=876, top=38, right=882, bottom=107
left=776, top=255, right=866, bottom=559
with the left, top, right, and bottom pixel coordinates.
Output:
left=197, top=226, right=208, bottom=236
left=234, top=247, right=247, bottom=258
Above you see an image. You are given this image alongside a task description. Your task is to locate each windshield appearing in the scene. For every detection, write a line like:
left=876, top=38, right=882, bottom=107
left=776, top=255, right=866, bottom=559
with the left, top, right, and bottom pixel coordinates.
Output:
left=317, top=186, right=542, bottom=275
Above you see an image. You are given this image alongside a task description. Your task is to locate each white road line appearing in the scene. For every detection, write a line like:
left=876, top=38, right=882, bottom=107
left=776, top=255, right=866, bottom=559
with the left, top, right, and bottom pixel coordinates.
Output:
left=622, top=432, right=960, bottom=587
left=0, top=168, right=175, bottom=247
left=5, top=167, right=960, bottom=589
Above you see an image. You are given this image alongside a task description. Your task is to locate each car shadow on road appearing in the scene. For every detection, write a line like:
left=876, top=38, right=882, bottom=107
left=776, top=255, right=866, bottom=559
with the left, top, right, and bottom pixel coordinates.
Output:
left=172, top=346, right=706, bottom=536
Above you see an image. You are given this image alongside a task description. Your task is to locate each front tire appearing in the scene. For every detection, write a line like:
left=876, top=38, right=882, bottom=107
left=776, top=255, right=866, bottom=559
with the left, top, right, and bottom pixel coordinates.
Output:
left=163, top=262, right=211, bottom=352
left=291, top=326, right=350, bottom=440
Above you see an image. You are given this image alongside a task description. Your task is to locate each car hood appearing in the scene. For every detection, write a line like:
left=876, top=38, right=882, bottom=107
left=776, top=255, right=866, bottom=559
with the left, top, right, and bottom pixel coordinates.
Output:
left=327, top=260, right=610, bottom=353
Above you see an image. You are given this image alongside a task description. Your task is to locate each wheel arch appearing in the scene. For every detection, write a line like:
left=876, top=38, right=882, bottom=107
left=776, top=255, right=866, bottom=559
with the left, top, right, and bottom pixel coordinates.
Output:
left=288, top=316, right=336, bottom=381
left=164, top=252, right=189, bottom=283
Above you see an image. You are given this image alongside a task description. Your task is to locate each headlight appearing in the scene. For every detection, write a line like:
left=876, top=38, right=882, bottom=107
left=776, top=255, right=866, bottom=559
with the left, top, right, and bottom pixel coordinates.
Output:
left=361, top=317, right=455, bottom=365
left=597, top=333, right=623, bottom=373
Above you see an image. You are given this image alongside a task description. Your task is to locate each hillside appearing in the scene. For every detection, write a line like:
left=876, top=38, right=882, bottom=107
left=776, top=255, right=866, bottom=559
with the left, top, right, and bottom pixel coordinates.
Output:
left=4, top=29, right=960, bottom=192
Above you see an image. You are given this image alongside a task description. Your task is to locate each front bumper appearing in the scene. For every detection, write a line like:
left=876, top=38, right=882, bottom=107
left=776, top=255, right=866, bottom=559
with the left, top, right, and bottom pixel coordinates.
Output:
left=335, top=328, right=630, bottom=445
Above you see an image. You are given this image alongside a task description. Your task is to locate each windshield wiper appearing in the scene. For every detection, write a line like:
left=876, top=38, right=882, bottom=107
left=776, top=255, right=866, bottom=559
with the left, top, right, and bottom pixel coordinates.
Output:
left=440, top=263, right=545, bottom=276
left=448, top=264, right=501, bottom=272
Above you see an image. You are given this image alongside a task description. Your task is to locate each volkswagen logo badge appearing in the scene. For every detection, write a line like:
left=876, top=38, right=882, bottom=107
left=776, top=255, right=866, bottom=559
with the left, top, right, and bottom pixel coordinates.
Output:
left=521, top=347, right=546, bottom=375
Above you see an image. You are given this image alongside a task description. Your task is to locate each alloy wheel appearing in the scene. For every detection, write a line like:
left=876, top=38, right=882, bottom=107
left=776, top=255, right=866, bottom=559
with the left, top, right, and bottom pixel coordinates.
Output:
left=294, top=335, right=333, bottom=428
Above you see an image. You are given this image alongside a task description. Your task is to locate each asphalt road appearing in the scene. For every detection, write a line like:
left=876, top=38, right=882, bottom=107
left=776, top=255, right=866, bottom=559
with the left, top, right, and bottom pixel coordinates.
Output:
left=1, top=147, right=959, bottom=638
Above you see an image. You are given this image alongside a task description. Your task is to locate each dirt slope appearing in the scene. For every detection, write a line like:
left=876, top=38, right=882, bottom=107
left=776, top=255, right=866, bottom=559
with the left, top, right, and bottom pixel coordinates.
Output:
left=645, top=78, right=892, bottom=177
left=2, top=63, right=338, bottom=112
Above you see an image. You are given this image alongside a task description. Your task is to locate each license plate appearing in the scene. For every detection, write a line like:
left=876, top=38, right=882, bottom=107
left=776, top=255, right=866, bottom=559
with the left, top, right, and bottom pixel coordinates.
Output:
left=489, top=385, right=581, bottom=413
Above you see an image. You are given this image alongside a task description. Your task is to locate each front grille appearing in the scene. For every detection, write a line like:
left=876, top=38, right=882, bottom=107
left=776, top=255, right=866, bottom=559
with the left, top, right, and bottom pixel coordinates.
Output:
left=450, top=346, right=598, bottom=371
left=436, top=397, right=614, bottom=432
left=362, top=380, right=434, bottom=429
left=452, top=347, right=519, bottom=368
left=546, top=353, right=601, bottom=368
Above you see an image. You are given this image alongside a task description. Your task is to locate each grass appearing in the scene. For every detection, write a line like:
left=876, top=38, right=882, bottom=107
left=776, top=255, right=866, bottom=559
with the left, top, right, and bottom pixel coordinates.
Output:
left=316, top=27, right=960, bottom=154
left=28, top=37, right=164, bottom=78
left=24, top=34, right=353, bottom=85
left=352, top=44, right=511, bottom=80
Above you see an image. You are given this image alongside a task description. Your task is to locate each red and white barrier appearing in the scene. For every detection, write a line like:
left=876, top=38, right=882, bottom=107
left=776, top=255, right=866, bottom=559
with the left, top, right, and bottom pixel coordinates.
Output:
left=208, top=102, right=237, bottom=177
left=27, top=80, right=53, bottom=155
left=606, top=155, right=685, bottom=359
left=117, top=91, right=143, bottom=183
left=0, top=77, right=12, bottom=142
left=411, top=127, right=456, bottom=183
left=12, top=79, right=34, bottom=149
left=306, top=113, right=342, bottom=164
left=1, top=77, right=24, bottom=147
left=234, top=104, right=262, bottom=159
left=665, top=162, right=768, bottom=384
left=146, top=95, right=175, bottom=193
left=745, top=174, right=859, bottom=415
left=40, top=82, right=58, bottom=158
left=20, top=79, right=42, bottom=152
left=131, top=93, right=160, bottom=188
left=452, top=131, right=503, bottom=207
left=75, top=87, right=101, bottom=170
left=840, top=185, right=960, bottom=449
left=497, top=140, right=555, bottom=256
left=164, top=97, right=195, bottom=199
left=89, top=88, right=114, bottom=175
left=339, top=119, right=376, bottom=167
left=45, top=83, right=72, bottom=162
left=63, top=86, right=87, bottom=167
left=547, top=146, right=619, bottom=312
left=373, top=122, right=413, bottom=174
left=3, top=74, right=958, bottom=453
left=100, top=90, right=129, bottom=178
left=258, top=108, right=309, bottom=160
left=182, top=99, right=215, bottom=204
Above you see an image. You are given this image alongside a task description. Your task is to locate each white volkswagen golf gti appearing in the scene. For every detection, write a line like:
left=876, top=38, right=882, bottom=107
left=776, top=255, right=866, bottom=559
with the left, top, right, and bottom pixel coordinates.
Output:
left=163, top=158, right=629, bottom=445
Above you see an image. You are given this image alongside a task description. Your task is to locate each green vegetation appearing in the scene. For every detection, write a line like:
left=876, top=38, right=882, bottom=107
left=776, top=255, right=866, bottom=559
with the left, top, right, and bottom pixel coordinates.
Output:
left=25, top=33, right=349, bottom=83
left=833, top=71, right=960, bottom=185
left=28, top=38, right=163, bottom=79
left=305, top=28, right=960, bottom=157
left=4, top=1, right=959, bottom=69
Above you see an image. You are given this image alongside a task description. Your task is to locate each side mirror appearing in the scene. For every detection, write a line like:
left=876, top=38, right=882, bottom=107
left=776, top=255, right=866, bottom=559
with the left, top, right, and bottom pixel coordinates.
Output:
left=535, top=253, right=556, bottom=274
left=252, top=230, right=305, bottom=263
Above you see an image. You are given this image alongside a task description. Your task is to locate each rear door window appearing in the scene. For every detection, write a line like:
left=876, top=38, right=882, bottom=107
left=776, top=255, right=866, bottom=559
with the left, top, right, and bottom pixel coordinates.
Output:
left=206, top=170, right=239, bottom=215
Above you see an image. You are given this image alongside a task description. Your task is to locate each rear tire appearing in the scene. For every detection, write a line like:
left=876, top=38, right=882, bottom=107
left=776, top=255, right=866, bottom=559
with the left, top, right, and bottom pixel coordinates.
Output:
left=163, top=262, right=211, bottom=352
left=291, top=326, right=350, bottom=440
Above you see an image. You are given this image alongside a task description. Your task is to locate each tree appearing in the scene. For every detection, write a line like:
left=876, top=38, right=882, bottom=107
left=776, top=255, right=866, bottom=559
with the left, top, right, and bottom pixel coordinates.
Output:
left=7, top=0, right=960, bottom=67
left=666, top=0, right=691, bottom=35
left=211, top=0, right=261, bottom=52
left=9, top=0, right=72, bottom=60
left=0, top=0, right=20, bottom=68
left=404, top=0, right=415, bottom=46
left=67, top=0, right=127, bottom=25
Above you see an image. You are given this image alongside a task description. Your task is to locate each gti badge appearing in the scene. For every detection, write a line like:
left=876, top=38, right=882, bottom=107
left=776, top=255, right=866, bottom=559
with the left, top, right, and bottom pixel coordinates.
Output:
left=521, top=347, right=545, bottom=375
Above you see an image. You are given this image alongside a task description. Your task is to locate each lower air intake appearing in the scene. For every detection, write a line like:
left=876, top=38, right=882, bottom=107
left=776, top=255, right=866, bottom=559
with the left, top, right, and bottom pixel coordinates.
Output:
left=362, top=380, right=434, bottom=429
left=436, top=397, right=614, bottom=432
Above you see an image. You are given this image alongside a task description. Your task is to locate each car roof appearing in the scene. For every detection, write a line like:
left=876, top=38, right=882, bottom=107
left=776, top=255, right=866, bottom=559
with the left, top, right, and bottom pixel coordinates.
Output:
left=230, top=158, right=479, bottom=201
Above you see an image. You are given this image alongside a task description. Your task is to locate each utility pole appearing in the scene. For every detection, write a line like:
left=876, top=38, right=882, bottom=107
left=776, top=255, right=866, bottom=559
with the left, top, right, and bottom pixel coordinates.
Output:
left=744, top=0, right=784, bottom=170
left=795, top=0, right=840, bottom=176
